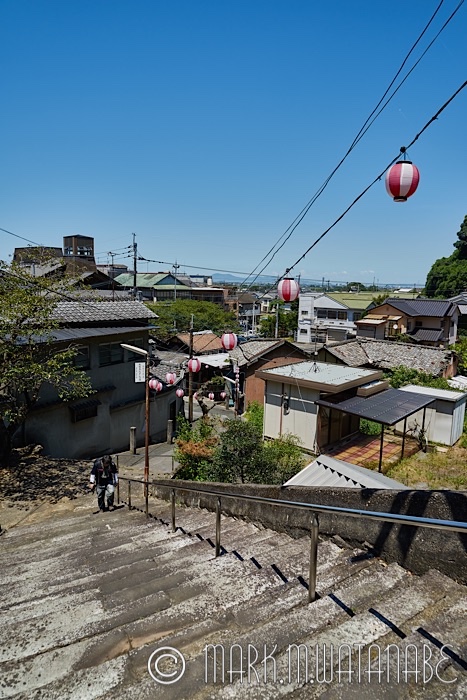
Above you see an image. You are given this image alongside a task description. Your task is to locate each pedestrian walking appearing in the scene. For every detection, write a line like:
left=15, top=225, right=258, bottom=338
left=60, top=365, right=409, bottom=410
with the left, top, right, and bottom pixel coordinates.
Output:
left=89, top=454, right=118, bottom=512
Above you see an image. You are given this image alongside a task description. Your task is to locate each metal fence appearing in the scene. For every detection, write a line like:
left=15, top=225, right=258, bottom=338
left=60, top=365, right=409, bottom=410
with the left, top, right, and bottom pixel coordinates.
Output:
left=116, top=477, right=467, bottom=603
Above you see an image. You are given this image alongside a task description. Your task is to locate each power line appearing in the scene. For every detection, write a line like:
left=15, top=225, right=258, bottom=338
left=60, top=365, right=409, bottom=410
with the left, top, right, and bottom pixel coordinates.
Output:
left=238, top=1, right=463, bottom=293
left=246, top=79, right=466, bottom=305
left=0, top=227, right=46, bottom=247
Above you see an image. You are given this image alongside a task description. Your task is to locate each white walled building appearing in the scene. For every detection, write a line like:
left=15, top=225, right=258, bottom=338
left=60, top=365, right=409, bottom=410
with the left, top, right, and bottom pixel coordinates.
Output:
left=296, top=293, right=356, bottom=344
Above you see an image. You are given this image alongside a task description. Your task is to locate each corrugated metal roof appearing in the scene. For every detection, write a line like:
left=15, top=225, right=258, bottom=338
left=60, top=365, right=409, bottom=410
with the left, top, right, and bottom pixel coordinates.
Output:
left=355, top=317, right=386, bottom=326
left=194, top=353, right=230, bottom=368
left=284, top=454, right=408, bottom=489
left=316, top=388, right=435, bottom=426
left=458, top=304, right=467, bottom=315
left=399, top=384, right=467, bottom=402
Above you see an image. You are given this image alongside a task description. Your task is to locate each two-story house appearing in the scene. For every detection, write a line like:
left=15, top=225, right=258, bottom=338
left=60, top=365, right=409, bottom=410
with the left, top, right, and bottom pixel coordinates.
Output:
left=22, top=300, right=183, bottom=458
left=296, top=293, right=356, bottom=344
left=355, top=298, right=459, bottom=346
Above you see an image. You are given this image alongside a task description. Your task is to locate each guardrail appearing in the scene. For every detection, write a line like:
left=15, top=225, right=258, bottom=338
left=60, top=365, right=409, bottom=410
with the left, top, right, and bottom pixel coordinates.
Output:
left=116, top=477, right=467, bottom=603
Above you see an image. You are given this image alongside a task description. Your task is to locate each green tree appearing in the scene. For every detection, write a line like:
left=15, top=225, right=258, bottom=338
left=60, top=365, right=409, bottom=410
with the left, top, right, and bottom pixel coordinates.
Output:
left=453, top=337, right=467, bottom=375
left=371, top=293, right=389, bottom=307
left=0, top=261, right=92, bottom=462
left=209, top=419, right=263, bottom=483
left=147, top=299, right=240, bottom=339
left=173, top=415, right=218, bottom=480
left=259, top=299, right=298, bottom=338
left=425, top=215, right=467, bottom=297
left=385, top=365, right=452, bottom=390
left=244, top=400, right=264, bottom=432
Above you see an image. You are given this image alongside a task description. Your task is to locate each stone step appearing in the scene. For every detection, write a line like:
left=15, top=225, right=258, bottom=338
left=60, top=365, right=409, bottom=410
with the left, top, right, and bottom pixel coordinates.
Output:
left=1, top=496, right=465, bottom=700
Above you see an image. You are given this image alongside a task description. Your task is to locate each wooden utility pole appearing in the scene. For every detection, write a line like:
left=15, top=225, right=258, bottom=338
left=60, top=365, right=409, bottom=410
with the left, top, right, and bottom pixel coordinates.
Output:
left=132, top=233, right=137, bottom=297
left=188, top=314, right=194, bottom=423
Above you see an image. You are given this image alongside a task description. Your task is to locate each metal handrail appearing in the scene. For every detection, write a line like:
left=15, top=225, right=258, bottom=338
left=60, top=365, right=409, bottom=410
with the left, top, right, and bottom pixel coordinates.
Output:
left=117, top=476, right=467, bottom=603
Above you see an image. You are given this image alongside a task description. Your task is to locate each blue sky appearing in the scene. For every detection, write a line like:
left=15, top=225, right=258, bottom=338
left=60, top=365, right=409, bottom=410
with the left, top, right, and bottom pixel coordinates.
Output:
left=1, top=0, right=466, bottom=287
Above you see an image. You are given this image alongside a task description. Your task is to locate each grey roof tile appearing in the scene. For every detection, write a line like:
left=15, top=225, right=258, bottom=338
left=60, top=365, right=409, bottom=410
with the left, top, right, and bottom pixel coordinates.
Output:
left=325, top=338, right=452, bottom=376
left=52, top=301, right=157, bottom=323
left=385, top=298, right=452, bottom=317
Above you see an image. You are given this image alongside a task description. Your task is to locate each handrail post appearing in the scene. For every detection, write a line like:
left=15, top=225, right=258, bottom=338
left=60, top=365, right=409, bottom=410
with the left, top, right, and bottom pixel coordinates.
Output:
left=145, top=480, right=149, bottom=518
left=128, top=480, right=132, bottom=510
left=116, top=479, right=120, bottom=505
left=308, top=513, right=319, bottom=603
left=215, top=497, right=221, bottom=557
left=171, top=489, right=176, bottom=532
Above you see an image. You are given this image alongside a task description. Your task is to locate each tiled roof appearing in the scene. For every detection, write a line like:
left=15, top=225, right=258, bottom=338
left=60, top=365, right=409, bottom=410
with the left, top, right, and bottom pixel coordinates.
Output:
left=326, top=338, right=452, bottom=376
left=384, top=298, right=453, bottom=317
left=52, top=301, right=157, bottom=323
left=176, top=332, right=224, bottom=354
left=409, top=328, right=444, bottom=343
left=229, top=339, right=285, bottom=367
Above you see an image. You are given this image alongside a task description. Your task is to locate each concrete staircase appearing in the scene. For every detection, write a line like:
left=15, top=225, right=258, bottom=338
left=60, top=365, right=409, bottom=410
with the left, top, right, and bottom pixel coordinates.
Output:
left=0, top=496, right=466, bottom=699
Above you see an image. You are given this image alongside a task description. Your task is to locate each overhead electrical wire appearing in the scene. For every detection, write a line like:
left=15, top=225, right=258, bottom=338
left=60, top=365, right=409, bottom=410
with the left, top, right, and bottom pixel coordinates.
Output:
left=238, top=0, right=463, bottom=293
left=274, top=79, right=467, bottom=288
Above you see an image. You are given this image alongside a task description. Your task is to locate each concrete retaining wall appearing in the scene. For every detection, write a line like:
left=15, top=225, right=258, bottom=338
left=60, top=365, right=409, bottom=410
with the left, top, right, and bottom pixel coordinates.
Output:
left=152, top=480, right=467, bottom=583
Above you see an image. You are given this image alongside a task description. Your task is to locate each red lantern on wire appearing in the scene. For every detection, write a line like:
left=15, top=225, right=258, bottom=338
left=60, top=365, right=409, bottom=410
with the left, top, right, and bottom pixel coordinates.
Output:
left=220, top=391, right=226, bottom=400
left=208, top=392, right=215, bottom=400
left=221, top=332, right=238, bottom=351
left=149, top=379, right=162, bottom=392
left=188, top=357, right=201, bottom=373
left=166, top=372, right=176, bottom=385
left=176, top=388, right=184, bottom=398
left=385, top=160, right=420, bottom=202
left=193, top=392, right=198, bottom=400
left=278, top=278, right=300, bottom=302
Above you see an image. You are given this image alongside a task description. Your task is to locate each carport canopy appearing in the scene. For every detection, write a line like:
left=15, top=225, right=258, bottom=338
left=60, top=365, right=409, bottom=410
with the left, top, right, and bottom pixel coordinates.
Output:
left=316, top=387, right=436, bottom=472
left=315, top=387, right=435, bottom=426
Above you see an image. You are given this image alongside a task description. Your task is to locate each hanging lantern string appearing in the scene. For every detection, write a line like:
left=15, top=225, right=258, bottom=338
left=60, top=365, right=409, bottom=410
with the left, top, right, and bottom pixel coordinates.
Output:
left=236, top=2, right=465, bottom=297
left=251, top=79, right=467, bottom=299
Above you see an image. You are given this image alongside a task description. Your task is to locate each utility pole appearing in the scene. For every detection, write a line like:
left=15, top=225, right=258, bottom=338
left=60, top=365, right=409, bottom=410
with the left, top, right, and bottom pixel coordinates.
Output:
left=109, top=251, right=116, bottom=300
left=132, top=233, right=137, bottom=297
left=188, top=314, right=194, bottom=423
left=173, top=261, right=180, bottom=301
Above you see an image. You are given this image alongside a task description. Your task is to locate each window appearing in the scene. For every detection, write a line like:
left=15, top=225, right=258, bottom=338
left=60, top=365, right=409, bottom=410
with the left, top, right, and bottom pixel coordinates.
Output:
left=327, top=310, right=337, bottom=319
left=73, top=345, right=90, bottom=370
left=69, top=400, right=100, bottom=423
left=354, top=312, right=362, bottom=321
left=415, top=321, right=423, bottom=327
left=99, top=342, right=124, bottom=366
left=337, top=311, right=347, bottom=320
left=300, top=328, right=308, bottom=335
left=126, top=338, right=145, bottom=361
left=317, top=309, right=327, bottom=319
left=301, top=310, right=309, bottom=316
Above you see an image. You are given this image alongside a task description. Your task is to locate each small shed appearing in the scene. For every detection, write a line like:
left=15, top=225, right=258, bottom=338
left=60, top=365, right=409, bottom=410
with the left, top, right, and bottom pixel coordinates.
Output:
left=396, top=384, right=467, bottom=446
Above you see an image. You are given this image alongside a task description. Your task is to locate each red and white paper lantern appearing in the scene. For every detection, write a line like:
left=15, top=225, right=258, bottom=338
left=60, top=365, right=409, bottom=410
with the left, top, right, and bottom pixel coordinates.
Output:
left=176, top=388, right=184, bottom=398
left=278, top=278, right=300, bottom=302
left=193, top=392, right=198, bottom=400
left=385, top=161, right=420, bottom=202
left=166, top=372, right=176, bottom=385
left=149, top=379, right=162, bottom=392
left=221, top=332, right=238, bottom=351
left=208, top=392, right=215, bottom=400
left=188, top=357, right=201, bottom=373
left=220, top=391, right=226, bottom=399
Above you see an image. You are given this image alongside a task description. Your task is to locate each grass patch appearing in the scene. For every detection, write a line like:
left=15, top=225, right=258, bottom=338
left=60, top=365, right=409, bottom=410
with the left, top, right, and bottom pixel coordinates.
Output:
left=385, top=446, right=467, bottom=490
